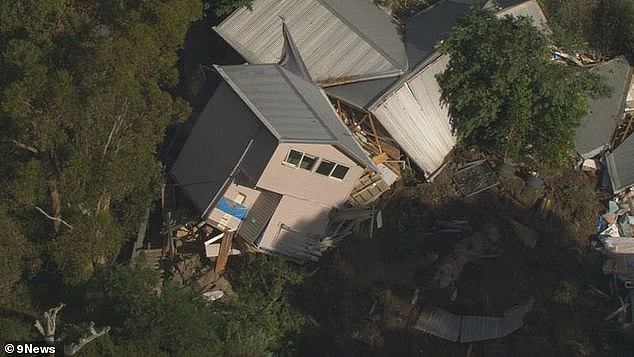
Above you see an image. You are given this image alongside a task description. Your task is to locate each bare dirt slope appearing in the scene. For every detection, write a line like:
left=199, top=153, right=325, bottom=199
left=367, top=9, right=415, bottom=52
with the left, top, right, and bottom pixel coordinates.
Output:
left=297, top=151, right=629, bottom=356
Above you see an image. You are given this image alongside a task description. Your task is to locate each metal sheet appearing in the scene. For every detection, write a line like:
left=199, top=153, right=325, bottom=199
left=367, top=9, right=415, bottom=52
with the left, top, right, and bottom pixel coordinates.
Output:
left=607, top=128, right=634, bottom=193
left=372, top=55, right=456, bottom=174
left=217, top=64, right=375, bottom=169
left=576, top=56, right=632, bottom=158
left=214, top=0, right=405, bottom=85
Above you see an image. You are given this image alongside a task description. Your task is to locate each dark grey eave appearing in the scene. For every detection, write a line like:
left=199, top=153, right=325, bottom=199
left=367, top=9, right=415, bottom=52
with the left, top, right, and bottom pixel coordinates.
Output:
left=607, top=133, right=634, bottom=193
left=325, top=77, right=400, bottom=111
left=576, top=56, right=633, bottom=158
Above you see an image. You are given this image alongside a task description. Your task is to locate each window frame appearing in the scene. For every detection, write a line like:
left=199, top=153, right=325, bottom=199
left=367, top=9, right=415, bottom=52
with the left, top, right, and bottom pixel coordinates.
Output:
left=315, top=159, right=350, bottom=181
left=282, top=149, right=318, bottom=171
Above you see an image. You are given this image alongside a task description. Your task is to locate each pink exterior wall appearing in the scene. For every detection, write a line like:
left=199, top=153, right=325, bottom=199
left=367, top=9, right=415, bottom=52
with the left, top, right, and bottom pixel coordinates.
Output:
left=257, top=195, right=331, bottom=259
left=256, top=143, right=364, bottom=207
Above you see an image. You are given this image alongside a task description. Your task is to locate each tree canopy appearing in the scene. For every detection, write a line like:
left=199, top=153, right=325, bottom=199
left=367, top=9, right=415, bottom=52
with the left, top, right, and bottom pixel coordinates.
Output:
left=0, top=0, right=202, bottom=285
left=437, top=9, right=607, bottom=169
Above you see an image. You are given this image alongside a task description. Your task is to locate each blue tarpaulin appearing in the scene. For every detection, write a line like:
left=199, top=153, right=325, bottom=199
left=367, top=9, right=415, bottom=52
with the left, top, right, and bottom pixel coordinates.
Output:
left=217, top=197, right=248, bottom=220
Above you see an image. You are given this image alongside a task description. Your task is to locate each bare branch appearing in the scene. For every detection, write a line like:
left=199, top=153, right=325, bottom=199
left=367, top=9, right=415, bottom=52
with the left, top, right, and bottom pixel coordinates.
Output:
left=34, top=303, right=65, bottom=345
left=64, top=322, right=110, bottom=356
left=34, top=206, right=73, bottom=230
left=102, top=116, right=120, bottom=159
left=11, top=140, right=40, bottom=154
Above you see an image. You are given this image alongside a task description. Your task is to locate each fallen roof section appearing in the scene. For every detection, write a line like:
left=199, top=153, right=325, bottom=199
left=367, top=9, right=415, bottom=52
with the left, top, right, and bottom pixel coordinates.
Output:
left=607, top=133, right=634, bottom=194
left=576, top=56, right=633, bottom=158
left=414, top=300, right=534, bottom=343
left=216, top=64, right=375, bottom=169
left=214, top=0, right=406, bottom=86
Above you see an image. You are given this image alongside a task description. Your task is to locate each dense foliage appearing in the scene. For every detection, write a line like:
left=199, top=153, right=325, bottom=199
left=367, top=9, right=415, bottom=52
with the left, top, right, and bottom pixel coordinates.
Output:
left=540, top=0, right=634, bottom=57
left=83, top=255, right=304, bottom=356
left=207, top=0, right=254, bottom=16
left=437, top=10, right=606, bottom=170
left=0, top=0, right=201, bottom=285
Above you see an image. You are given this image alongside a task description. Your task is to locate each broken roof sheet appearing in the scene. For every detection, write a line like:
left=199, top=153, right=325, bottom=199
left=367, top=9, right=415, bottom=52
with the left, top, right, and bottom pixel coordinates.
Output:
left=214, top=0, right=406, bottom=86
left=607, top=133, right=634, bottom=193
left=576, top=56, right=632, bottom=158
left=415, top=300, right=533, bottom=342
left=216, top=64, right=375, bottom=169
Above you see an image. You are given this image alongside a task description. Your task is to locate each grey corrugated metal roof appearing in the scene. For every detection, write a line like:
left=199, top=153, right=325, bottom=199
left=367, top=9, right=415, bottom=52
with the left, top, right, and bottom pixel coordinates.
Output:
left=216, top=64, right=375, bottom=169
left=214, top=0, right=406, bottom=86
left=405, top=0, right=487, bottom=67
left=576, top=56, right=632, bottom=158
left=238, top=190, right=282, bottom=244
left=170, top=81, right=264, bottom=213
left=607, top=133, right=634, bottom=193
left=320, top=0, right=407, bottom=70
left=496, top=0, right=550, bottom=33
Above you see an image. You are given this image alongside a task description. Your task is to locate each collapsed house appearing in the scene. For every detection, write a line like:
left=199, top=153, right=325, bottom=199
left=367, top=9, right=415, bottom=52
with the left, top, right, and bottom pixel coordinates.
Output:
left=216, top=0, right=550, bottom=176
left=171, top=27, right=384, bottom=262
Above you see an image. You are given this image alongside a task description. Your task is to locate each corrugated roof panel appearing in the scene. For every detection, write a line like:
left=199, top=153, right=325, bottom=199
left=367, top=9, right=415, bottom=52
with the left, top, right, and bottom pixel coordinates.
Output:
left=372, top=55, right=456, bottom=174
left=607, top=133, right=634, bottom=193
left=576, top=56, right=632, bottom=158
left=214, top=0, right=404, bottom=85
left=219, top=64, right=334, bottom=141
left=218, top=64, right=375, bottom=169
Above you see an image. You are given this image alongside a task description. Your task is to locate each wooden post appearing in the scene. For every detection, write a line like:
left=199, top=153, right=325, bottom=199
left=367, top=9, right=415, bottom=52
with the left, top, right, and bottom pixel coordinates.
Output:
left=215, top=230, right=235, bottom=273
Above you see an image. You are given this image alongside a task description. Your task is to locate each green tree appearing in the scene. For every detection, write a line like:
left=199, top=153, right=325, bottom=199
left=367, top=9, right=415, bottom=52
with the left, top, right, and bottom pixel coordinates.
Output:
left=223, top=255, right=306, bottom=356
left=85, top=263, right=224, bottom=355
left=437, top=10, right=606, bottom=170
left=207, top=0, right=254, bottom=17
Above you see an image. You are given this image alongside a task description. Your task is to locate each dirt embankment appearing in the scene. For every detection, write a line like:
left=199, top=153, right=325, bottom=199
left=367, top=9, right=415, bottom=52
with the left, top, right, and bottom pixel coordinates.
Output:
left=297, top=150, right=625, bottom=356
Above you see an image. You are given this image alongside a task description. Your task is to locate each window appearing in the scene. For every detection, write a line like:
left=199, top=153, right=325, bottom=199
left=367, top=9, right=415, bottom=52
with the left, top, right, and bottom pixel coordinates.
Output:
left=283, top=149, right=317, bottom=171
left=316, top=160, right=350, bottom=180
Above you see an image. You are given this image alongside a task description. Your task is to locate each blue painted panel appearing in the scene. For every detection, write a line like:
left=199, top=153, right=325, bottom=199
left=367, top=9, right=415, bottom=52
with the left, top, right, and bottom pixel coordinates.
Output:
left=217, top=197, right=248, bottom=220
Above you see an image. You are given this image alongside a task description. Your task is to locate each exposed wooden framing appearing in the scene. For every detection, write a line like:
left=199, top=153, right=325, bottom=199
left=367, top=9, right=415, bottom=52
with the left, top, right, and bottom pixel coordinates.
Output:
left=367, top=112, right=383, bottom=153
left=215, top=230, right=234, bottom=273
left=357, top=113, right=370, bottom=127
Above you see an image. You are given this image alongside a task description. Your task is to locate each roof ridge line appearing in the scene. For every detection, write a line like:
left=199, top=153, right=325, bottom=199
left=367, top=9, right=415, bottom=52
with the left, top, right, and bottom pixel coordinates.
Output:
left=276, top=66, right=338, bottom=142
left=316, top=0, right=405, bottom=71
left=214, top=64, right=283, bottom=141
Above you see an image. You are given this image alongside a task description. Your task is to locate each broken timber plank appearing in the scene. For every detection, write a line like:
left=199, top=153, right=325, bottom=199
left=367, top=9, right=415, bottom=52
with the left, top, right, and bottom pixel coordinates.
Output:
left=215, top=231, right=234, bottom=273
